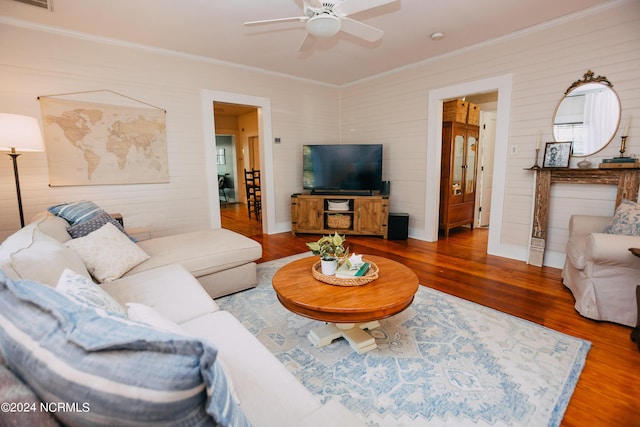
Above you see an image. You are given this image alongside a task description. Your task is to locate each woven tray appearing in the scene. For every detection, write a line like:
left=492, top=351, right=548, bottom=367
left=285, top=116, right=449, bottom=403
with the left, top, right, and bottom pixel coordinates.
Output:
left=312, top=260, right=379, bottom=287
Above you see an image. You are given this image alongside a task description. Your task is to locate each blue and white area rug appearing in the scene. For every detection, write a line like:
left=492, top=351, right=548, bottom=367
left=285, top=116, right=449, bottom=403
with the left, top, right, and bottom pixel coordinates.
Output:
left=216, top=254, right=591, bottom=427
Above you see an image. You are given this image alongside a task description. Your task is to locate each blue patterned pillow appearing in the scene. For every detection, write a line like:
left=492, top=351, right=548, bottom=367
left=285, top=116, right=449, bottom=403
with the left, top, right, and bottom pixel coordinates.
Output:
left=0, top=272, right=251, bottom=427
left=48, top=201, right=102, bottom=225
left=67, top=210, right=135, bottom=241
left=56, top=269, right=127, bottom=317
left=603, top=198, right=640, bottom=236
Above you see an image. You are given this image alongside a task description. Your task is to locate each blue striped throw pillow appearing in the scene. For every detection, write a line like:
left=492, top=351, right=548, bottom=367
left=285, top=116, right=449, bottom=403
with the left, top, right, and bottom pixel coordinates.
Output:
left=48, top=201, right=103, bottom=225
left=0, top=363, right=61, bottom=427
left=0, top=271, right=251, bottom=427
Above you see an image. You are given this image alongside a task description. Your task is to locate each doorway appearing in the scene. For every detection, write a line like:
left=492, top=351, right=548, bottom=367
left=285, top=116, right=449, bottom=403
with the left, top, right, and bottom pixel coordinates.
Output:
left=439, top=92, right=497, bottom=238
left=201, top=89, right=274, bottom=235
left=426, top=74, right=515, bottom=261
left=213, top=102, right=262, bottom=235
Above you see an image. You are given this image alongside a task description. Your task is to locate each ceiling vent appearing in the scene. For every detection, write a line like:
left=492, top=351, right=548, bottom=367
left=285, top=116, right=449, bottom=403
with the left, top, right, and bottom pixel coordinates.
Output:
left=13, top=0, right=53, bottom=11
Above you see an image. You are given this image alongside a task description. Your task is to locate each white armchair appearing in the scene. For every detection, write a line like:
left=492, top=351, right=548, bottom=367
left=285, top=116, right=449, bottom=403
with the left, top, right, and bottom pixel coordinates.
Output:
left=563, top=214, right=640, bottom=327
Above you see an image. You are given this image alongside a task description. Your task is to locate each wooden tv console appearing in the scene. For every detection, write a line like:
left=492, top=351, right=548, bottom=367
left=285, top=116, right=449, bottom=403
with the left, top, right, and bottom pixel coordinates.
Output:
left=291, top=193, right=389, bottom=238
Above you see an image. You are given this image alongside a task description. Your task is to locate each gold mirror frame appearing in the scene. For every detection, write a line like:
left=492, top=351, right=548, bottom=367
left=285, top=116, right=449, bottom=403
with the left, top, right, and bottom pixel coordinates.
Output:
left=552, top=70, right=621, bottom=157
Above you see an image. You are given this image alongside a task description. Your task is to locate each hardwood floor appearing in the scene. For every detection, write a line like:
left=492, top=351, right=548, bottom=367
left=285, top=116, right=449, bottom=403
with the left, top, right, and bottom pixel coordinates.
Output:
left=222, top=204, right=640, bottom=427
left=220, top=202, right=264, bottom=237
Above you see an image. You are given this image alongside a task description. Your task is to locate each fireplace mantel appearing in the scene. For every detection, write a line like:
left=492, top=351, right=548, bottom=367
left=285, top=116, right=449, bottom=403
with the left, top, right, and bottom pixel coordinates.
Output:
left=528, top=168, right=640, bottom=266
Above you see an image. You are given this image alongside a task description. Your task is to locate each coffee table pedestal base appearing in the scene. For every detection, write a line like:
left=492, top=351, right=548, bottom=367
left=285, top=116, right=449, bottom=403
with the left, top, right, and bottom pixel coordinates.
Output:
left=308, top=321, right=380, bottom=354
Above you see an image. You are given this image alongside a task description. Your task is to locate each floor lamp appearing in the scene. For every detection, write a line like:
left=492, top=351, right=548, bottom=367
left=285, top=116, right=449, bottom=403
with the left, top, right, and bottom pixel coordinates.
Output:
left=0, top=113, right=45, bottom=228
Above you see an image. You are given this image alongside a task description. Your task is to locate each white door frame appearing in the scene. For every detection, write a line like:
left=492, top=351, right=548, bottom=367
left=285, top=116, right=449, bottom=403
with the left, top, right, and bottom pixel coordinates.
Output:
left=425, top=74, right=513, bottom=259
left=477, top=110, right=497, bottom=227
left=201, top=90, right=274, bottom=233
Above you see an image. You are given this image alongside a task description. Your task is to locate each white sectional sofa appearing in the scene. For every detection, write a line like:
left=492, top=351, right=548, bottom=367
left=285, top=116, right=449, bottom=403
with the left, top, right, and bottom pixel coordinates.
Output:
left=0, top=209, right=363, bottom=426
left=24, top=208, right=263, bottom=299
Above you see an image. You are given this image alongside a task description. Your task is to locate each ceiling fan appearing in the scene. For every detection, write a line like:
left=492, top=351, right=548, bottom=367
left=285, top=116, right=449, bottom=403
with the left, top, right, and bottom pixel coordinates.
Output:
left=244, top=0, right=398, bottom=51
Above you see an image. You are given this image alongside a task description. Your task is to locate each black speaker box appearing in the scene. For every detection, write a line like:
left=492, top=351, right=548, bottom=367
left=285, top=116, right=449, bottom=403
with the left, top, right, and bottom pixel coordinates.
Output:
left=388, top=213, right=409, bottom=240
left=380, top=181, right=390, bottom=195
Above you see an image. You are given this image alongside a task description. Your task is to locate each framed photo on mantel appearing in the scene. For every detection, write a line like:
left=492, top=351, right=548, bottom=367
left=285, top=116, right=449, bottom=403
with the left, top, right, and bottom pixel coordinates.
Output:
left=543, top=141, right=572, bottom=168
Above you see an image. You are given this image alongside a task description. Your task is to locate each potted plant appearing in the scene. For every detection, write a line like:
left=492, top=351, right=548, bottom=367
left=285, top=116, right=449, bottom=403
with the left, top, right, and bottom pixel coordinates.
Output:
left=306, top=232, right=348, bottom=276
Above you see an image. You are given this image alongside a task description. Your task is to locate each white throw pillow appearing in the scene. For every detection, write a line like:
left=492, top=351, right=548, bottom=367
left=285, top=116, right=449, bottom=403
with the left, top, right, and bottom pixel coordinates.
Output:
left=126, top=302, right=186, bottom=334
left=57, top=269, right=126, bottom=317
left=65, top=222, right=150, bottom=283
left=10, top=228, right=91, bottom=287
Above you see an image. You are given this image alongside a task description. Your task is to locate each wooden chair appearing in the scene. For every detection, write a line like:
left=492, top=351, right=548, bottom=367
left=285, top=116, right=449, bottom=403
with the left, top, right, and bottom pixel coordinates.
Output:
left=244, top=168, right=261, bottom=220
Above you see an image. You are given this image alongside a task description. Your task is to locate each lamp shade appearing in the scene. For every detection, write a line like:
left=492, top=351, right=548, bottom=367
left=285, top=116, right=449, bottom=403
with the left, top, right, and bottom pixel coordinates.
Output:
left=0, top=113, right=45, bottom=152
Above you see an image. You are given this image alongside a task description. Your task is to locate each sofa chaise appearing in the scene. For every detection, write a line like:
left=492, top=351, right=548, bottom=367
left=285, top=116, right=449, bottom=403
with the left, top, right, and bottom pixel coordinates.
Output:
left=0, top=207, right=364, bottom=426
left=25, top=201, right=263, bottom=299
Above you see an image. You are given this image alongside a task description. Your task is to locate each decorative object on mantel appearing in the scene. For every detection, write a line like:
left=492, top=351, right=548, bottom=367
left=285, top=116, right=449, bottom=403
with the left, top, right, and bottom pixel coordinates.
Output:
left=599, top=158, right=639, bottom=169
left=619, top=116, right=631, bottom=157
left=599, top=116, right=636, bottom=168
left=525, top=131, right=542, bottom=170
left=38, top=90, right=168, bottom=186
left=542, top=141, right=572, bottom=168
left=577, top=159, right=592, bottom=169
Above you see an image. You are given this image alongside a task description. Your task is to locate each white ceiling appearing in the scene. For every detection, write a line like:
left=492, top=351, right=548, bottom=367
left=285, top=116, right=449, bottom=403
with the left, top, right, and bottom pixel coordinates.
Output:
left=0, top=0, right=617, bottom=86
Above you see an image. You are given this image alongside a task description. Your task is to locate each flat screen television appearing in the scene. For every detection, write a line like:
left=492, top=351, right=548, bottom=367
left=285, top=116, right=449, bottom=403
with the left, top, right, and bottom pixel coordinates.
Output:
left=303, top=144, right=383, bottom=194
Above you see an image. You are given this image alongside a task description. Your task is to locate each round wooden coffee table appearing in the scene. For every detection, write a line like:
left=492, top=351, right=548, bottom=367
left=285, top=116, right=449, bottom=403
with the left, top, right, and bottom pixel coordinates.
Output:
left=272, top=255, right=419, bottom=353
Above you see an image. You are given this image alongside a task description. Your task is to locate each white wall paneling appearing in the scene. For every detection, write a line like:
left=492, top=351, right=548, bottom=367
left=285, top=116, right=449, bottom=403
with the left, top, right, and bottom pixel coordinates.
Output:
left=341, top=0, right=639, bottom=267
left=0, top=21, right=339, bottom=240
left=1, top=1, right=639, bottom=269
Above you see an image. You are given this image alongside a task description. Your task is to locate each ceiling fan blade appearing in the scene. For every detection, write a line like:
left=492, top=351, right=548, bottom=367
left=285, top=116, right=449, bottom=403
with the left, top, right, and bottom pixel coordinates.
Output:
left=304, top=0, right=323, bottom=10
left=334, top=0, right=398, bottom=16
left=340, top=18, right=384, bottom=42
left=298, top=33, right=317, bottom=52
left=244, top=16, right=308, bottom=26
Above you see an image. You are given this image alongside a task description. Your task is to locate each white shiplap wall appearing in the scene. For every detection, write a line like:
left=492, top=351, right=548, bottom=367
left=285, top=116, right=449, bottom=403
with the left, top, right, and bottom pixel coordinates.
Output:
left=1, top=1, right=638, bottom=270
left=0, top=22, right=339, bottom=240
left=341, top=0, right=640, bottom=267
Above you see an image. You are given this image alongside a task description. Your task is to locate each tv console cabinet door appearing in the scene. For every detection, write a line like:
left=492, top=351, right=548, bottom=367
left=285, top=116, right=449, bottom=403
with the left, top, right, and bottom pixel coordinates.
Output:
left=292, top=196, right=324, bottom=232
left=354, top=198, right=388, bottom=237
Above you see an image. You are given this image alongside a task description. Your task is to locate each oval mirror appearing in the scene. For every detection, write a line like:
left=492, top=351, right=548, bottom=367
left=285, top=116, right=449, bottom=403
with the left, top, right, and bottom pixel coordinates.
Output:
left=552, top=71, right=621, bottom=157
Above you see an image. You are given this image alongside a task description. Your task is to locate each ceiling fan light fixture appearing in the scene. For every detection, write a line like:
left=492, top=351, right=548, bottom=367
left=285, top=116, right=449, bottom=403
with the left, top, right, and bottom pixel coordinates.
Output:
left=307, top=14, right=341, bottom=38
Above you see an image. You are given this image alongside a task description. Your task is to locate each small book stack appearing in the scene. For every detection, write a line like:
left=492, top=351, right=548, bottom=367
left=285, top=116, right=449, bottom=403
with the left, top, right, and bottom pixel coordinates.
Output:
left=599, top=157, right=640, bottom=169
left=335, top=262, right=371, bottom=279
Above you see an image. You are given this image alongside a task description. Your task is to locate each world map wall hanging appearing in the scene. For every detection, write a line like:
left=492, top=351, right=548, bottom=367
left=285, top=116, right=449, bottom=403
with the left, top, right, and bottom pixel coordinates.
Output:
left=39, top=90, right=168, bottom=186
